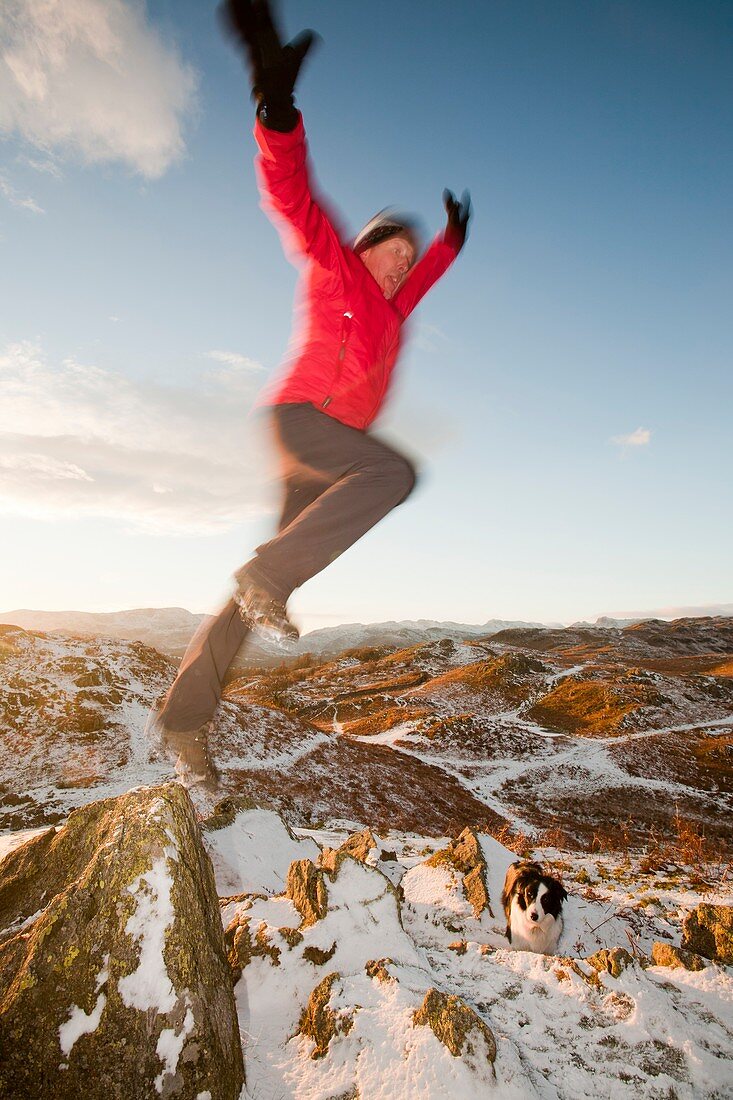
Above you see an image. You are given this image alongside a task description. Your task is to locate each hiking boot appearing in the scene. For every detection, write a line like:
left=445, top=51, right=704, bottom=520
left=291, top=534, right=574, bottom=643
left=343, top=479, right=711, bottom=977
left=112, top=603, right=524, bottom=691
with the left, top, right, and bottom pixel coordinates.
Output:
left=161, top=721, right=220, bottom=792
left=233, top=575, right=299, bottom=643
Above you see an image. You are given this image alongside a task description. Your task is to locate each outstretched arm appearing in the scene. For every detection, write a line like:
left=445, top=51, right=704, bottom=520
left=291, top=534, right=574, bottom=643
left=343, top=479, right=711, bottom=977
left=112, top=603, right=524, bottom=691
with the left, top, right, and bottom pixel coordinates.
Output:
left=220, top=0, right=317, bottom=131
left=395, top=190, right=472, bottom=317
left=220, top=0, right=344, bottom=268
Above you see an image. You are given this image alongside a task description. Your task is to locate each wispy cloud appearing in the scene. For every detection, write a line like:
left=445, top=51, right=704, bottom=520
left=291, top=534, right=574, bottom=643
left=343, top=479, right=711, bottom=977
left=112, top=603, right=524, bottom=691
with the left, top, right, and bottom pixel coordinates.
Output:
left=0, top=340, right=271, bottom=534
left=611, top=426, right=651, bottom=448
left=206, top=350, right=264, bottom=370
left=0, top=170, right=44, bottom=213
left=0, top=0, right=198, bottom=179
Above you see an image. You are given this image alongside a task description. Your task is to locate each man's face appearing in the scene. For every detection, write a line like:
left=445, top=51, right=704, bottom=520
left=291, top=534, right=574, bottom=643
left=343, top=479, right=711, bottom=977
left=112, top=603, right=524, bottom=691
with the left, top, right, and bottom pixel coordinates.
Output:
left=360, top=236, right=415, bottom=299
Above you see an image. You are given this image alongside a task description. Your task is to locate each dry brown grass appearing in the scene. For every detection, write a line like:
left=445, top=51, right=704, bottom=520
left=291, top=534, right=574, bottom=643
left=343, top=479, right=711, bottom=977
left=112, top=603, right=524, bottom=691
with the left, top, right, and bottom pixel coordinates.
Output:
left=526, top=679, right=653, bottom=737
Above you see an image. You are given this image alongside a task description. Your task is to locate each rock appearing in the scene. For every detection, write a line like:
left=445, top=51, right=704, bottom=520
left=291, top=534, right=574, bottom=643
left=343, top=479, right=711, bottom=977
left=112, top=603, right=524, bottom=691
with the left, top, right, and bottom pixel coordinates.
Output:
left=650, top=942, right=706, bottom=972
left=463, top=864, right=491, bottom=920
left=413, top=989, right=496, bottom=1063
left=0, top=783, right=244, bottom=1100
left=203, top=795, right=261, bottom=831
left=448, top=939, right=468, bottom=955
left=298, top=973, right=353, bottom=1060
left=365, top=958, right=395, bottom=984
left=303, top=943, right=337, bottom=966
left=586, top=947, right=634, bottom=978
left=681, top=904, right=733, bottom=964
left=285, top=859, right=328, bottom=928
left=278, top=927, right=304, bottom=949
left=319, top=828, right=378, bottom=874
left=223, top=915, right=281, bottom=979
left=451, top=827, right=484, bottom=875
left=224, top=913, right=254, bottom=977
left=425, top=827, right=493, bottom=918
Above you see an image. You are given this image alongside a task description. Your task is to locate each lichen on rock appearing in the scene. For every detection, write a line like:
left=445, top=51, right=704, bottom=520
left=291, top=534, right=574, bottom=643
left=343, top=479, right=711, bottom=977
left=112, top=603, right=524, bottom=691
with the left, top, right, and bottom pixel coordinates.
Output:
left=298, top=972, right=354, bottom=1060
left=413, top=988, right=496, bottom=1064
left=285, top=859, right=328, bottom=927
left=0, top=783, right=243, bottom=1100
left=681, top=904, right=733, bottom=965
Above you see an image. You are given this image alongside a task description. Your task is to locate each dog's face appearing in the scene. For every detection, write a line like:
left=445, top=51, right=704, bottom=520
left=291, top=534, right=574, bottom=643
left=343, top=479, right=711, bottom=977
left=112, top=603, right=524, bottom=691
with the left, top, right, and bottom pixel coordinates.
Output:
left=518, top=878, right=566, bottom=927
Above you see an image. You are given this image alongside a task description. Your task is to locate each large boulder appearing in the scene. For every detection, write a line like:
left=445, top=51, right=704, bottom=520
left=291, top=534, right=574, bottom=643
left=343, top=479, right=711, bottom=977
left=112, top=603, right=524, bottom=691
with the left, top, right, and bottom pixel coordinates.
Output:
left=0, top=783, right=244, bottom=1100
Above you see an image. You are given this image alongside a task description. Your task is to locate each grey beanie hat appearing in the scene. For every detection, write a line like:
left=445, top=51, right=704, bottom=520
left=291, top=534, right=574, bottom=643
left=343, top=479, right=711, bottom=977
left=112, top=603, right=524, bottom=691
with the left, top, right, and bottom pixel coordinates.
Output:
left=353, top=207, right=422, bottom=256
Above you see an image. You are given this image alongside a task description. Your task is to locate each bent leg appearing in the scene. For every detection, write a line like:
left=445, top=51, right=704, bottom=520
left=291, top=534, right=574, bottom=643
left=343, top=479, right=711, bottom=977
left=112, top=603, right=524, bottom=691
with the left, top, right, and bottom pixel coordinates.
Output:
left=242, top=402, right=417, bottom=598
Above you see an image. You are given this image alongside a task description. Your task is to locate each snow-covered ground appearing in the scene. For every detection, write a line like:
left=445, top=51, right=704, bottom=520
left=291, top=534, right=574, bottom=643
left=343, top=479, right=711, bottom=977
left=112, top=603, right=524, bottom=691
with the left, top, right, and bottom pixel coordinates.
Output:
left=204, top=809, right=733, bottom=1100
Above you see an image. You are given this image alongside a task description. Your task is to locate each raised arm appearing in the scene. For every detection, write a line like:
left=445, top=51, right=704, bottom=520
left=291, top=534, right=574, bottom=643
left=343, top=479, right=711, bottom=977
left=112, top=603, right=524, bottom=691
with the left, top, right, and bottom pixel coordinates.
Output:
left=394, top=190, right=471, bottom=317
left=221, top=0, right=343, bottom=268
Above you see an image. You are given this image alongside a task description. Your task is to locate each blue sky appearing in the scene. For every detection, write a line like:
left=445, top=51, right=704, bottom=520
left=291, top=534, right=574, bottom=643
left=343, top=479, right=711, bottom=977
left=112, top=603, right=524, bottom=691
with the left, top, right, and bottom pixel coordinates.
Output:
left=1, top=0, right=731, bottom=632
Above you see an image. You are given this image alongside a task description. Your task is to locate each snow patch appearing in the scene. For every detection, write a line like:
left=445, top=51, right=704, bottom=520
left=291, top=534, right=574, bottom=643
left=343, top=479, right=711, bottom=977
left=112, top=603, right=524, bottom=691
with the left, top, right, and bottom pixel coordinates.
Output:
left=205, top=808, right=320, bottom=896
left=118, top=857, right=177, bottom=1013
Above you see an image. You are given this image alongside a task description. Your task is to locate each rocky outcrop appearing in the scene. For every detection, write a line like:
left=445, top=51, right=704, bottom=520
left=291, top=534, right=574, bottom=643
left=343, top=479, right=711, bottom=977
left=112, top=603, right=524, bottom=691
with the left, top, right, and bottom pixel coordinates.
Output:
left=681, top=904, right=733, bottom=964
left=320, top=827, right=378, bottom=873
left=224, top=912, right=281, bottom=979
left=285, top=859, right=328, bottom=927
left=298, top=972, right=353, bottom=1060
left=365, top=958, right=395, bottom=984
left=650, top=942, right=706, bottom=971
left=586, top=947, right=634, bottom=978
left=0, top=783, right=243, bottom=1100
left=413, top=989, right=496, bottom=1063
left=426, top=827, right=493, bottom=918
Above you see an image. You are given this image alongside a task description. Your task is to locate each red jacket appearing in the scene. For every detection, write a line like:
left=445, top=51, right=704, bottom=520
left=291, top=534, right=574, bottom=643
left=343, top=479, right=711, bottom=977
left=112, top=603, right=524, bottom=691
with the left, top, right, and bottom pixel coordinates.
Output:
left=254, top=115, right=459, bottom=430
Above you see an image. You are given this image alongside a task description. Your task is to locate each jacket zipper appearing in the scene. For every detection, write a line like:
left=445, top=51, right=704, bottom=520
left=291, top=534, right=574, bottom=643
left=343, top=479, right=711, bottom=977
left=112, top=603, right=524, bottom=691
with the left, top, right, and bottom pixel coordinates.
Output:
left=322, top=311, right=353, bottom=408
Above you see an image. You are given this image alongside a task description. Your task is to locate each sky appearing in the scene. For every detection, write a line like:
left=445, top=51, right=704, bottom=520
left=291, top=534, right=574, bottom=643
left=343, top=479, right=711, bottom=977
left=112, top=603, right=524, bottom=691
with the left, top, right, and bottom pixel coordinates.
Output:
left=1, top=0, right=731, bottom=634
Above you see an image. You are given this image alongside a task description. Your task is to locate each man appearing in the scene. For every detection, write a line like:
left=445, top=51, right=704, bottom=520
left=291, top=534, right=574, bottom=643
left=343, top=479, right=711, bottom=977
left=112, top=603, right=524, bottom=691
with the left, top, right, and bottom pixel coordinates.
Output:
left=155, top=0, right=470, bottom=786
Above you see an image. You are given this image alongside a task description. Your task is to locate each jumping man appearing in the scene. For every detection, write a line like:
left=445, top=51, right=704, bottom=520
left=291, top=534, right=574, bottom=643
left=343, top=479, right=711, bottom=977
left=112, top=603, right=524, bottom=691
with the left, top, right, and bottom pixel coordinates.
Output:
left=155, top=0, right=471, bottom=786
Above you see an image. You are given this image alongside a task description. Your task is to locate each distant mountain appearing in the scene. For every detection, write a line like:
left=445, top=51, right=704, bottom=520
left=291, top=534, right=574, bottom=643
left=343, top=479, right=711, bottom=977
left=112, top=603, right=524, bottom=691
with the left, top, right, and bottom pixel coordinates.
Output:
left=0, top=607, right=554, bottom=663
left=1, top=605, right=731, bottom=667
left=0, top=607, right=203, bottom=655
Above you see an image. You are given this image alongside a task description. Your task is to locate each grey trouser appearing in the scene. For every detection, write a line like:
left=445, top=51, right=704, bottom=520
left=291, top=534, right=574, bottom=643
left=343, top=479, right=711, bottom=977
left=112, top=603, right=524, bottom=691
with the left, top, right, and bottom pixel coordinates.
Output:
left=157, top=402, right=416, bottom=732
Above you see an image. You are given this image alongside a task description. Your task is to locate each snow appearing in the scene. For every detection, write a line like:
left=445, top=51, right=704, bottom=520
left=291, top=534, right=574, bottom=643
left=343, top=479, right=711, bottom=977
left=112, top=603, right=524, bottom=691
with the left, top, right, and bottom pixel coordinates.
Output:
left=58, top=993, right=107, bottom=1058
left=223, top=821, right=733, bottom=1100
left=155, top=1000, right=194, bottom=1094
left=205, top=808, right=320, bottom=897
left=58, top=957, right=110, bottom=1058
left=118, top=856, right=177, bottom=1014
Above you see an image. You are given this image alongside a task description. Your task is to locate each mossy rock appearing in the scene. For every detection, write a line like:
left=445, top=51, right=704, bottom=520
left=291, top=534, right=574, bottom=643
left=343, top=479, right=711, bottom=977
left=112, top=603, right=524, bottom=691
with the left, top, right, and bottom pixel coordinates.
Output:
left=413, top=989, right=496, bottom=1063
left=298, top=972, right=353, bottom=1060
left=0, top=783, right=243, bottom=1100
left=650, top=942, right=706, bottom=971
left=286, top=859, right=328, bottom=928
left=681, top=904, right=733, bottom=964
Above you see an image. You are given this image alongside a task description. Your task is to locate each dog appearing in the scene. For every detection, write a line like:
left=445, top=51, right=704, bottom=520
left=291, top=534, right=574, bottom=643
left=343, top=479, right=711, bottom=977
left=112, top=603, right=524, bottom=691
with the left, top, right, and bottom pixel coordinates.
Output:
left=501, top=860, right=568, bottom=954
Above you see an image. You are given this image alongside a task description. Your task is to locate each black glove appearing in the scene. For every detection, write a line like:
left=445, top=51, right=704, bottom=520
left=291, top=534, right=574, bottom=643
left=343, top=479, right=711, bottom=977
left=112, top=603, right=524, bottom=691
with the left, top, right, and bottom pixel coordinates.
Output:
left=443, top=189, right=471, bottom=252
left=220, top=0, right=318, bottom=132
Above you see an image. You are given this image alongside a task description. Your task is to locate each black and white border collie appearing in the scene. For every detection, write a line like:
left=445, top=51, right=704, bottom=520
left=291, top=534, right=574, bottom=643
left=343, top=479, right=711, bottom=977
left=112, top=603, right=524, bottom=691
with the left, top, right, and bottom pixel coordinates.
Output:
left=501, top=861, right=568, bottom=954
